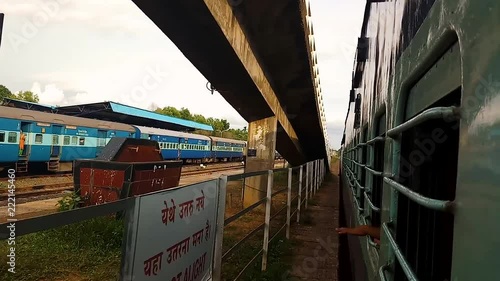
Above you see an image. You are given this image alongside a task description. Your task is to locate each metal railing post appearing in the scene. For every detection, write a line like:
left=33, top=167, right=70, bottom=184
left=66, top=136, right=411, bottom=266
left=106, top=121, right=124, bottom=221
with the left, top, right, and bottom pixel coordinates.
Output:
left=321, top=159, right=326, bottom=181
left=286, top=168, right=292, bottom=239
left=261, top=170, right=273, bottom=271
left=297, top=165, right=303, bottom=223
left=305, top=162, right=309, bottom=209
left=313, top=161, right=316, bottom=193
left=321, top=159, right=323, bottom=183
left=321, top=159, right=324, bottom=182
left=315, top=160, right=318, bottom=193
left=213, top=176, right=228, bottom=281
left=310, top=162, right=313, bottom=196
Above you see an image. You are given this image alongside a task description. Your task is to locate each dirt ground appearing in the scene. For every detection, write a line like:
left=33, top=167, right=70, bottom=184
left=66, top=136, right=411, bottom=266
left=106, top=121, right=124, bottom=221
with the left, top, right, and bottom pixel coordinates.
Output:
left=286, top=158, right=340, bottom=280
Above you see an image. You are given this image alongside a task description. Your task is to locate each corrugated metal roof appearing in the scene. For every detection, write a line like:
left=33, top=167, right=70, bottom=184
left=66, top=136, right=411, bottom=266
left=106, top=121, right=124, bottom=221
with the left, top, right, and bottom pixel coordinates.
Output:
left=135, top=125, right=211, bottom=141
left=55, top=101, right=214, bottom=132
left=2, top=98, right=57, bottom=111
left=0, top=106, right=136, bottom=132
left=109, top=102, right=213, bottom=131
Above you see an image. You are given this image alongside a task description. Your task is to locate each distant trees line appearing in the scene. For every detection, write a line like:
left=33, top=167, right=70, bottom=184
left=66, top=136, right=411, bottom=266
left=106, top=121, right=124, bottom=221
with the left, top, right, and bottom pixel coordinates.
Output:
left=154, top=106, right=248, bottom=141
left=0, top=84, right=39, bottom=103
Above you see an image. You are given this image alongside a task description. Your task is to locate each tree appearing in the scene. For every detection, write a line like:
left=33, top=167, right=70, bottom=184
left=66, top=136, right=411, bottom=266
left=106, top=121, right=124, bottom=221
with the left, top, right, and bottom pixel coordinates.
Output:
left=179, top=107, right=192, bottom=120
left=0, top=85, right=14, bottom=102
left=155, top=105, right=248, bottom=141
left=15, top=91, right=39, bottom=103
left=156, top=106, right=182, bottom=118
left=192, top=114, right=207, bottom=124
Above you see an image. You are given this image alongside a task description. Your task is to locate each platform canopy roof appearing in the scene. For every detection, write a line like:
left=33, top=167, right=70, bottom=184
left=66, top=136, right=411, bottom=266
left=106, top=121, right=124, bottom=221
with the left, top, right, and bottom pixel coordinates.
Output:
left=2, top=98, right=57, bottom=112
left=56, top=102, right=213, bottom=132
left=2, top=99, right=213, bottom=132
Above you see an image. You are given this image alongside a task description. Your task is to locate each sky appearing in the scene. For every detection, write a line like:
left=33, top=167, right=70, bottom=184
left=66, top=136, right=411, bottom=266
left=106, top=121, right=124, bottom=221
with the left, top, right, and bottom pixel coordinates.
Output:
left=0, top=0, right=366, bottom=149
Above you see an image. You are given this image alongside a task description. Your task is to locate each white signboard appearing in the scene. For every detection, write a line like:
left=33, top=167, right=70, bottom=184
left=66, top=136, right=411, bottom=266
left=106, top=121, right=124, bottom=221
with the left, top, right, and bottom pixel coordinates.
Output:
left=124, top=180, right=220, bottom=281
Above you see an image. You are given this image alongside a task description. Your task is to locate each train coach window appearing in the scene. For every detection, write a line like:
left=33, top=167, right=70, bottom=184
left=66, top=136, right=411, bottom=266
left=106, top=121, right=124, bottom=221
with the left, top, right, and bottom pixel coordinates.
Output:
left=79, top=137, right=85, bottom=145
left=63, top=136, right=70, bottom=145
left=8, top=132, right=17, bottom=143
left=0, top=132, right=4, bottom=142
left=395, top=90, right=460, bottom=281
left=370, top=113, right=385, bottom=228
left=34, top=134, right=43, bottom=144
left=71, top=136, right=78, bottom=145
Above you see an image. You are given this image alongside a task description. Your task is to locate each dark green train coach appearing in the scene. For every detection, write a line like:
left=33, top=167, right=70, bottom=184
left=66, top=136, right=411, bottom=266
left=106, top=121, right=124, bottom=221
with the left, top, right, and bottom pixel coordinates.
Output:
left=339, top=0, right=500, bottom=280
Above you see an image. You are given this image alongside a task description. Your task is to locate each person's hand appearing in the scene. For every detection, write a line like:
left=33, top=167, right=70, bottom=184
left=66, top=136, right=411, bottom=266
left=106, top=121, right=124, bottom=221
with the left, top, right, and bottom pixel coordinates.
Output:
left=335, top=227, right=349, bottom=235
left=336, top=226, right=381, bottom=242
left=335, top=227, right=365, bottom=236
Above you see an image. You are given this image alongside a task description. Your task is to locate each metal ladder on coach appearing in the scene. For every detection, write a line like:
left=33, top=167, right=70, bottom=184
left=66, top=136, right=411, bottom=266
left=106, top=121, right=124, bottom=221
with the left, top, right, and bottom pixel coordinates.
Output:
left=48, top=157, right=60, bottom=172
left=15, top=157, right=28, bottom=173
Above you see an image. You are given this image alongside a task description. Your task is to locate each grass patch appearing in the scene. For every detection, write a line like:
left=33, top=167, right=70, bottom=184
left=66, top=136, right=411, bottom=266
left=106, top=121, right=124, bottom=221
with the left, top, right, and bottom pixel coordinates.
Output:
left=0, top=216, right=123, bottom=281
left=301, top=210, right=314, bottom=225
left=222, top=232, right=296, bottom=281
left=243, top=236, right=296, bottom=281
left=308, top=198, right=318, bottom=206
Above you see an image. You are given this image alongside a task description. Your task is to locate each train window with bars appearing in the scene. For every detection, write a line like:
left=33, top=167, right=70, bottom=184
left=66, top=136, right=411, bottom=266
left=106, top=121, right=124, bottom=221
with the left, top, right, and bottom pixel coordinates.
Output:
left=34, top=134, right=43, bottom=144
left=71, top=136, right=77, bottom=145
left=371, top=112, right=386, bottom=227
left=8, top=132, right=17, bottom=143
left=395, top=89, right=460, bottom=281
left=79, top=137, right=85, bottom=146
left=63, top=136, right=70, bottom=145
left=360, top=127, right=368, bottom=207
left=0, top=132, right=5, bottom=142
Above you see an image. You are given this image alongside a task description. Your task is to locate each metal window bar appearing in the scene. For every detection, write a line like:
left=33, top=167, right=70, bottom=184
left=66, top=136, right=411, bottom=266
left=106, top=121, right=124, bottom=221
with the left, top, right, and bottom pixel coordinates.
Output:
left=382, top=223, right=418, bottom=281
left=356, top=142, right=367, bottom=149
left=379, top=264, right=391, bottom=281
left=383, top=177, right=454, bottom=213
left=353, top=160, right=364, bottom=167
left=378, top=107, right=460, bottom=281
left=387, top=106, right=460, bottom=138
left=345, top=164, right=363, bottom=212
left=367, top=136, right=385, bottom=145
left=359, top=212, right=380, bottom=249
left=346, top=165, right=365, bottom=191
left=364, top=191, right=380, bottom=212
left=365, top=165, right=383, bottom=176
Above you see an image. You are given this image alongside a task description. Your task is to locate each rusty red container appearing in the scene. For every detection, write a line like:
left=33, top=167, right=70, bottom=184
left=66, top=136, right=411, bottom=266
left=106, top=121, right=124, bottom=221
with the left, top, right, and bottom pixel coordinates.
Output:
left=73, top=138, right=183, bottom=206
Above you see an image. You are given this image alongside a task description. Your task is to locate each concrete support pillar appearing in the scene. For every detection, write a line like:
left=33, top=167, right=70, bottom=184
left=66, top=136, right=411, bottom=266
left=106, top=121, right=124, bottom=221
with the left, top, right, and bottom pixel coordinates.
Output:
left=243, top=116, right=277, bottom=207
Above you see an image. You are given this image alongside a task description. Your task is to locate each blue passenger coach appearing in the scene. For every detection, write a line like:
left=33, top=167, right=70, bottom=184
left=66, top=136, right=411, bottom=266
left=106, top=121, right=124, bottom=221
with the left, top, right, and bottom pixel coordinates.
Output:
left=0, top=106, right=138, bottom=173
left=209, top=136, right=246, bottom=162
left=136, top=126, right=212, bottom=163
left=135, top=126, right=246, bottom=163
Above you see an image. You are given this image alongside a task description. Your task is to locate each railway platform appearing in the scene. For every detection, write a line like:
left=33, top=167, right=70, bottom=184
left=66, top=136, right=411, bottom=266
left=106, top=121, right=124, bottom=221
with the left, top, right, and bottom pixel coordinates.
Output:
left=285, top=164, right=339, bottom=281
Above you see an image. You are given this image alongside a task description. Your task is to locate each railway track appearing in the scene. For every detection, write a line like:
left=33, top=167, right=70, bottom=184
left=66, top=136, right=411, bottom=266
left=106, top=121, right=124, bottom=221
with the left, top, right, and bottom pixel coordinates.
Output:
left=181, top=165, right=243, bottom=176
left=0, top=165, right=244, bottom=202
left=0, top=162, right=245, bottom=180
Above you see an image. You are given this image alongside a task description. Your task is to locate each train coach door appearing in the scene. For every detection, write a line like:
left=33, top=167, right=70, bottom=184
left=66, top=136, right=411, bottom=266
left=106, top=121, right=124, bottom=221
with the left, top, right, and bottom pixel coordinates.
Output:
left=20, top=122, right=32, bottom=157
left=51, top=125, right=63, bottom=157
left=96, top=130, right=107, bottom=157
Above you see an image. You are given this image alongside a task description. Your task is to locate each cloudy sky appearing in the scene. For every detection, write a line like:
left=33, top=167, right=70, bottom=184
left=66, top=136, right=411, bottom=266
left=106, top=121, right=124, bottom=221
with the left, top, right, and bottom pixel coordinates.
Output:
left=0, top=0, right=366, bottom=149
